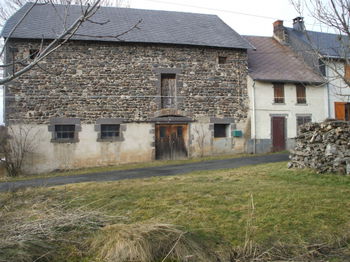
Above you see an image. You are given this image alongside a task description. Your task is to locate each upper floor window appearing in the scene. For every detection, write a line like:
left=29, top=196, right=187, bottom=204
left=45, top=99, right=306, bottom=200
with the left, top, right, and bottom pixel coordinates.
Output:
left=296, top=84, right=306, bottom=104
left=161, top=74, right=176, bottom=108
left=273, top=83, right=285, bottom=104
left=319, top=59, right=326, bottom=76
left=218, top=56, right=227, bottom=64
left=29, top=49, right=39, bottom=60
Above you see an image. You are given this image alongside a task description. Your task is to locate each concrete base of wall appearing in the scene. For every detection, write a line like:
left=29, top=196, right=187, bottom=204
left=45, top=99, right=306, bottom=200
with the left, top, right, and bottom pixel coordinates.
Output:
left=246, top=138, right=295, bottom=153
left=9, top=120, right=250, bottom=174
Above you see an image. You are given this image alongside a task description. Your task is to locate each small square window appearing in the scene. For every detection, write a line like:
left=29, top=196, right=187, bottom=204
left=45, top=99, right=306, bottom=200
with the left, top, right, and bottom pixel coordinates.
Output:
left=101, top=124, right=120, bottom=139
left=218, top=56, right=227, bottom=64
left=55, top=125, right=75, bottom=139
left=29, top=49, right=39, bottom=60
left=214, top=124, right=229, bottom=138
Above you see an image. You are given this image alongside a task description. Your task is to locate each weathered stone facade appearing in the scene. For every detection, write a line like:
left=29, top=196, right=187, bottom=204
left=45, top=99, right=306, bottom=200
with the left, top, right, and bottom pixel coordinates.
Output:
left=5, top=39, right=249, bottom=124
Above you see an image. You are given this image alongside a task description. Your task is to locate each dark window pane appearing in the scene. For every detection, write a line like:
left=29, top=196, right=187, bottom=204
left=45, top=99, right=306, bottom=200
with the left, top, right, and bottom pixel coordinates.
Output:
left=177, top=126, right=183, bottom=137
left=218, top=56, right=227, bottom=64
left=319, top=59, right=326, bottom=76
left=101, top=124, right=120, bottom=139
left=160, top=126, right=166, bottom=138
left=214, top=124, right=228, bottom=138
left=29, top=49, right=39, bottom=60
left=55, top=125, right=75, bottom=139
left=345, top=103, right=350, bottom=121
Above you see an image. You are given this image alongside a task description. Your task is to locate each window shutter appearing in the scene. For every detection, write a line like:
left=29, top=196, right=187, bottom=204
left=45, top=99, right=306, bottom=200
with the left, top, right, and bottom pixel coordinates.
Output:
left=273, top=83, right=284, bottom=103
left=344, top=63, right=350, bottom=81
left=335, top=102, right=346, bottom=120
left=296, top=84, right=306, bottom=104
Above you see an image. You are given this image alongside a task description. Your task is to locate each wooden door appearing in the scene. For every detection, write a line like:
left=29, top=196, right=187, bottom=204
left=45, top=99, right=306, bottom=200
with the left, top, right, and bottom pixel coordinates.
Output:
left=335, top=102, right=348, bottom=120
left=155, top=124, right=188, bottom=160
left=272, top=117, right=286, bottom=152
left=161, top=74, right=176, bottom=108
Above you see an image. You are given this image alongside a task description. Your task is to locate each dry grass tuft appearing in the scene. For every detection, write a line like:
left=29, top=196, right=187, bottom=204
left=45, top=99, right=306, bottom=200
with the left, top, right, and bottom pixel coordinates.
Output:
left=0, top=190, right=113, bottom=262
left=90, top=223, right=214, bottom=262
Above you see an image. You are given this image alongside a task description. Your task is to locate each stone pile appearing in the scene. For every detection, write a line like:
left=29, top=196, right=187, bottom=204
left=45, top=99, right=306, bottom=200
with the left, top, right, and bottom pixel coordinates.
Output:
left=288, top=120, right=350, bottom=174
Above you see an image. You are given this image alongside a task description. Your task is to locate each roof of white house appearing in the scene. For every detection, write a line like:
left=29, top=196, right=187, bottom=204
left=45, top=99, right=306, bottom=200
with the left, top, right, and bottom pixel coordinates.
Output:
left=246, top=36, right=325, bottom=84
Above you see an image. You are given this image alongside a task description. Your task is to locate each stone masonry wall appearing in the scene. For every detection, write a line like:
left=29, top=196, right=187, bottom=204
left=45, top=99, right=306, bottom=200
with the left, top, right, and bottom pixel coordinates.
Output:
left=5, top=39, right=249, bottom=124
left=288, top=120, right=350, bottom=174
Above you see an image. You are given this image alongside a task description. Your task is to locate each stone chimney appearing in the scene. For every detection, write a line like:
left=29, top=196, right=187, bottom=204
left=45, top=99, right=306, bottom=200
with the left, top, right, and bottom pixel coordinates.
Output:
left=293, top=17, right=305, bottom=31
left=273, top=20, right=288, bottom=44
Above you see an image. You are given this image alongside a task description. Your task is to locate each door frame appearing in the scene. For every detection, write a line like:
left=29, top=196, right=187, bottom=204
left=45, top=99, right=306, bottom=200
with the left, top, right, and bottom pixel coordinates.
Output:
left=270, top=114, right=287, bottom=152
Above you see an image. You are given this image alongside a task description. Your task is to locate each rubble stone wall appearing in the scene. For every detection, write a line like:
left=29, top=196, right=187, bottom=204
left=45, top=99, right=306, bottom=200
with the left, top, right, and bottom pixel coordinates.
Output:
left=289, top=120, right=350, bottom=174
left=5, top=39, right=249, bottom=124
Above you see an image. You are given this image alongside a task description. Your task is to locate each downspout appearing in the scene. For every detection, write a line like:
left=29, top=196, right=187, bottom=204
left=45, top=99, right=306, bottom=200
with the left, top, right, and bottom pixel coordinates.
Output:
left=252, top=81, right=256, bottom=154
left=326, top=67, right=331, bottom=118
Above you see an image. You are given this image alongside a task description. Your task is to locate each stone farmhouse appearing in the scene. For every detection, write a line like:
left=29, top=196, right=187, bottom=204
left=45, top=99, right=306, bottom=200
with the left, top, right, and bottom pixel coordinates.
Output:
left=2, top=3, right=252, bottom=173
left=246, top=34, right=326, bottom=153
left=273, top=17, right=350, bottom=121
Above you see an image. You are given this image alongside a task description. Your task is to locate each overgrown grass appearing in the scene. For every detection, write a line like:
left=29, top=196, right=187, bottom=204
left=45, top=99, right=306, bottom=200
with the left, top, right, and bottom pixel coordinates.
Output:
left=1, top=161, right=350, bottom=261
left=0, top=152, right=260, bottom=182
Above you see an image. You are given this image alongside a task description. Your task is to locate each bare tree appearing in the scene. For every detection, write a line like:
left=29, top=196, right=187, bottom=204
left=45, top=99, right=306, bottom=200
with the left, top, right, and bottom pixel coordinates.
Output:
left=0, top=125, right=38, bottom=176
left=0, top=0, right=133, bottom=85
left=291, top=0, right=350, bottom=90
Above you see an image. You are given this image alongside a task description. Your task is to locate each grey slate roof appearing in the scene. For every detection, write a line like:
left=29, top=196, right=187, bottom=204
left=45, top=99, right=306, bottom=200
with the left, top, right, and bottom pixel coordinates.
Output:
left=286, top=27, right=348, bottom=58
left=1, top=2, right=253, bottom=49
left=246, top=36, right=325, bottom=84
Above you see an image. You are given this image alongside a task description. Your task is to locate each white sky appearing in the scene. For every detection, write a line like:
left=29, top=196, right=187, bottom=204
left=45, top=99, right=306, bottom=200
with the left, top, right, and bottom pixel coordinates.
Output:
left=0, top=0, right=333, bottom=125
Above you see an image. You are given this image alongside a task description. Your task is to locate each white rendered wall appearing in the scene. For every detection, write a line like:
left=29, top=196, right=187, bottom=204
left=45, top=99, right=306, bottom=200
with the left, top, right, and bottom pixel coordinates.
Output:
left=12, top=123, right=154, bottom=174
left=326, top=62, right=350, bottom=118
left=248, top=77, right=327, bottom=140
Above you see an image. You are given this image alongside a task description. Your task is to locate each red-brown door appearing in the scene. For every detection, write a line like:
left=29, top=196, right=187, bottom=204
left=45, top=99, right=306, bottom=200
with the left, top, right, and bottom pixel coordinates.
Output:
left=272, top=117, right=286, bottom=152
left=155, top=124, right=188, bottom=160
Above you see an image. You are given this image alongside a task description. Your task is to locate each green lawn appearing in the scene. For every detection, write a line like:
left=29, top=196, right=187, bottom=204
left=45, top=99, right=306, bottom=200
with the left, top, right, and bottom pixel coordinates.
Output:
left=1, top=161, right=350, bottom=261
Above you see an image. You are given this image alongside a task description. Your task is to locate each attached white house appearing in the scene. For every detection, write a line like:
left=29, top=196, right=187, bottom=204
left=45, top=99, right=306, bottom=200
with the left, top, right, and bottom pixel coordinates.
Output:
left=245, top=35, right=326, bottom=153
left=274, top=17, right=350, bottom=121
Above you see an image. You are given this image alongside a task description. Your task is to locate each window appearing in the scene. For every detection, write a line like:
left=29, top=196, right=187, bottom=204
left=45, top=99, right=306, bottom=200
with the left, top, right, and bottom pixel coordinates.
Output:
left=214, top=124, right=229, bottom=138
left=55, top=125, right=75, bottom=139
left=161, top=74, right=176, bottom=108
left=296, top=84, right=306, bottom=104
left=29, top=49, right=39, bottom=60
left=160, top=126, right=166, bottom=138
left=335, top=102, right=350, bottom=120
left=49, top=118, right=81, bottom=143
left=177, top=126, right=183, bottom=137
left=344, top=63, right=350, bottom=81
left=319, top=59, right=326, bottom=76
left=297, top=115, right=312, bottom=133
left=273, top=83, right=284, bottom=103
left=218, top=56, right=227, bottom=64
left=101, top=124, right=120, bottom=139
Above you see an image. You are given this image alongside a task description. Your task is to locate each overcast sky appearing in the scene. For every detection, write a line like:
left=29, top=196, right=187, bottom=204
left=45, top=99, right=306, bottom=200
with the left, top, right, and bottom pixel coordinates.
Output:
left=0, top=0, right=331, bottom=125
